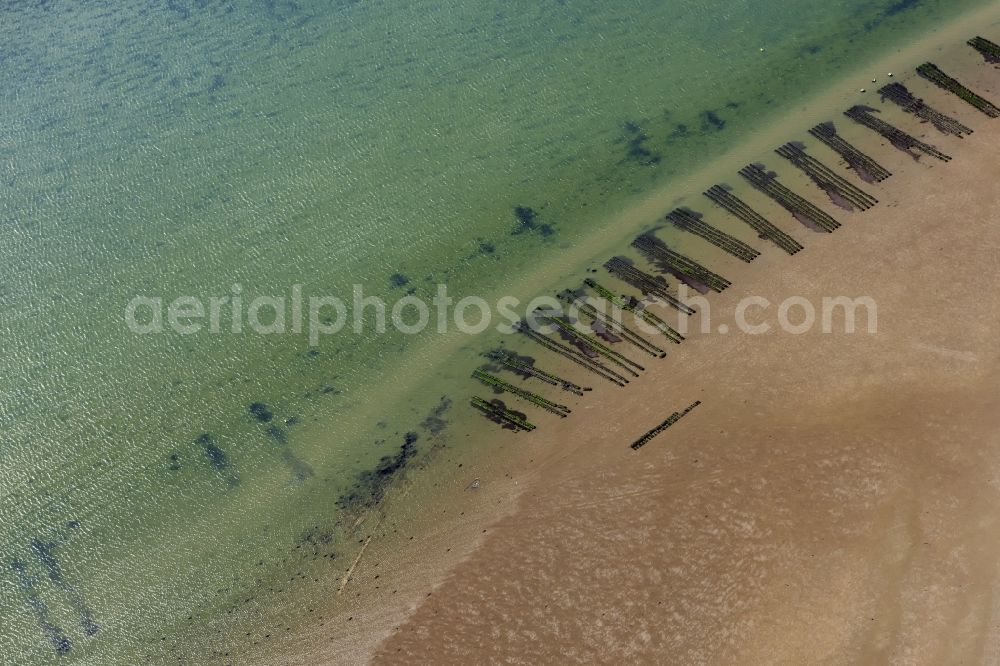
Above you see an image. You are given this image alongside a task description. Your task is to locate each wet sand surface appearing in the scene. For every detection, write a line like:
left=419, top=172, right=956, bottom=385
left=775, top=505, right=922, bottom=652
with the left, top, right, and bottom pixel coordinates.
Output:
left=367, top=40, right=1000, bottom=666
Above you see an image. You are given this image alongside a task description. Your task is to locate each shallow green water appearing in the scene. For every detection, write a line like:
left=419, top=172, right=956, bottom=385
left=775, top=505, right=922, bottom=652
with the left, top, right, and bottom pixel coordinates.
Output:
left=0, top=0, right=991, bottom=662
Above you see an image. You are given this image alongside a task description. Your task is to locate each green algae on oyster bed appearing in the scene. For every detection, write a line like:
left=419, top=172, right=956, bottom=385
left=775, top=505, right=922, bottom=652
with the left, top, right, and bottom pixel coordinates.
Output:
left=0, top=0, right=995, bottom=662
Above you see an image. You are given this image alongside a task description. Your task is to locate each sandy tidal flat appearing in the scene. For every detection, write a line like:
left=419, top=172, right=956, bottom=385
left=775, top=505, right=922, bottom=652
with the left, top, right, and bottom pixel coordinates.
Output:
left=369, top=35, right=1000, bottom=666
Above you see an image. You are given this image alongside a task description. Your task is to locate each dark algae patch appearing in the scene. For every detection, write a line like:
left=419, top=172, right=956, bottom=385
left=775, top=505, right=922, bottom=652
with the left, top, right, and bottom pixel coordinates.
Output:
left=419, top=396, right=452, bottom=436
left=885, top=0, right=922, bottom=17
left=302, top=382, right=342, bottom=399
left=30, top=539, right=100, bottom=637
left=514, top=206, right=537, bottom=229
left=866, top=0, right=924, bottom=30
left=389, top=272, right=410, bottom=288
left=9, top=559, right=72, bottom=655
left=620, top=120, right=662, bottom=166
left=262, top=424, right=316, bottom=481
left=194, top=433, right=239, bottom=485
left=511, top=206, right=554, bottom=237
left=249, top=402, right=274, bottom=423
left=195, top=433, right=227, bottom=470
left=298, top=525, right=337, bottom=556
left=700, top=109, right=726, bottom=132
left=337, top=432, right=419, bottom=511
left=265, top=425, right=288, bottom=445
left=280, top=449, right=315, bottom=482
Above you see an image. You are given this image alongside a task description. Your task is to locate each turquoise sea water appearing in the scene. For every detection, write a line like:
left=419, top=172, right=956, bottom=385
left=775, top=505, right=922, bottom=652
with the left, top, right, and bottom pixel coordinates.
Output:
left=0, top=0, right=991, bottom=663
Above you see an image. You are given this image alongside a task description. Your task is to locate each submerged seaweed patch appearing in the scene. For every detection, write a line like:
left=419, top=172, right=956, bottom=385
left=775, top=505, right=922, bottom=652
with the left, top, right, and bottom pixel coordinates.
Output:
left=866, top=0, right=922, bottom=31
left=669, top=123, right=689, bottom=140
left=420, top=396, right=452, bottom=436
left=511, top=206, right=555, bottom=237
left=260, top=422, right=314, bottom=480
left=337, top=432, right=419, bottom=511
left=700, top=110, right=726, bottom=132
left=194, top=433, right=238, bottom=485
left=626, top=136, right=661, bottom=165
left=281, top=449, right=315, bottom=481
left=30, top=541, right=62, bottom=582
left=265, top=425, right=288, bottom=444
left=619, top=121, right=662, bottom=166
left=885, top=0, right=921, bottom=17
left=195, top=434, right=229, bottom=471
left=303, top=382, right=341, bottom=399
left=30, top=539, right=100, bottom=637
left=10, top=559, right=73, bottom=655
left=515, top=206, right=536, bottom=227
left=207, top=74, right=226, bottom=93
left=165, top=0, right=192, bottom=20
left=389, top=272, right=410, bottom=288
left=249, top=402, right=274, bottom=423
left=298, top=525, right=336, bottom=556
